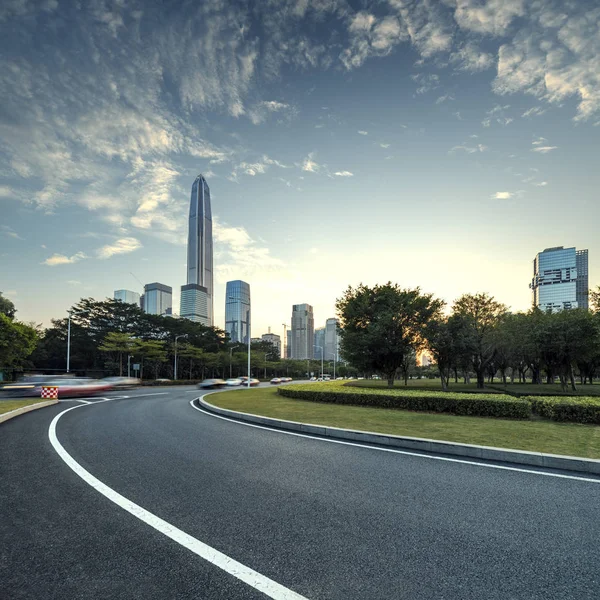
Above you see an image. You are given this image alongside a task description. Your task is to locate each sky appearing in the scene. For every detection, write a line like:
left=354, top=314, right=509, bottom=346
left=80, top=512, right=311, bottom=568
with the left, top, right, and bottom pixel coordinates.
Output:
left=1, top=0, right=600, bottom=339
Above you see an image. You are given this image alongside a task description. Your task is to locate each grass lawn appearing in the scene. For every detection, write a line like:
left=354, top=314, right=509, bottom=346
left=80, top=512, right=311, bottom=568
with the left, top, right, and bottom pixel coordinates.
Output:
left=0, top=399, right=51, bottom=415
left=208, top=387, right=600, bottom=459
left=350, top=378, right=600, bottom=397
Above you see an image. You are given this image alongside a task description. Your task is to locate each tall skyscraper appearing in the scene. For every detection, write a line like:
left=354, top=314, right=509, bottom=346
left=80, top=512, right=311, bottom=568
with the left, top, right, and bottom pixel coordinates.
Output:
left=314, top=327, right=325, bottom=359
left=286, top=330, right=292, bottom=359
left=530, top=246, right=589, bottom=312
left=262, top=333, right=281, bottom=357
left=114, top=289, right=141, bottom=306
left=143, top=283, right=172, bottom=315
left=180, top=175, right=213, bottom=325
left=324, top=318, right=340, bottom=360
left=225, top=280, right=250, bottom=343
left=291, top=303, right=314, bottom=359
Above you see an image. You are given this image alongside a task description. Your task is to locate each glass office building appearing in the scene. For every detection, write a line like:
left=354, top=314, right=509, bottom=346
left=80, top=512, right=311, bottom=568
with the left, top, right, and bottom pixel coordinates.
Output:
left=180, top=175, right=213, bottom=325
left=143, top=282, right=172, bottom=315
left=324, top=318, right=340, bottom=360
left=314, top=327, right=325, bottom=359
left=530, top=246, right=589, bottom=312
left=114, top=289, right=140, bottom=306
left=225, top=280, right=251, bottom=343
left=291, top=303, right=314, bottom=359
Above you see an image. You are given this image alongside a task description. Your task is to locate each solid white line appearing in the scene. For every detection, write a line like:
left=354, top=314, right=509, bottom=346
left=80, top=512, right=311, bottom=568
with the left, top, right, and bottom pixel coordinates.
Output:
left=48, top=403, right=308, bottom=600
left=190, top=399, right=600, bottom=485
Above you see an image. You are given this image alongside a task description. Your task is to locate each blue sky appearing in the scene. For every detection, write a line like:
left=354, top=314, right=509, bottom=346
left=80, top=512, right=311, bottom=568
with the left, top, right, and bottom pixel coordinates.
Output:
left=1, top=0, right=600, bottom=337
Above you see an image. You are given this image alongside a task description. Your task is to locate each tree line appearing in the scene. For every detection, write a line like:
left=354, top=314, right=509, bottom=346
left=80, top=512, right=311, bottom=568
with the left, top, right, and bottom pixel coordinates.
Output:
left=336, top=283, right=600, bottom=391
left=0, top=294, right=357, bottom=381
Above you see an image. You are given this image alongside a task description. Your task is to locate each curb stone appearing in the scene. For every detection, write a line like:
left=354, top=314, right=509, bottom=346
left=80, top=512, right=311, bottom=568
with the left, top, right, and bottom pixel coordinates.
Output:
left=0, top=399, right=59, bottom=425
left=198, top=395, right=600, bottom=476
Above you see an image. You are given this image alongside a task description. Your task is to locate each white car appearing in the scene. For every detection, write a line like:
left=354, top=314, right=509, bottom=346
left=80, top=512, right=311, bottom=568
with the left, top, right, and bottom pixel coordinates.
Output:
left=226, top=378, right=243, bottom=386
left=270, top=378, right=282, bottom=384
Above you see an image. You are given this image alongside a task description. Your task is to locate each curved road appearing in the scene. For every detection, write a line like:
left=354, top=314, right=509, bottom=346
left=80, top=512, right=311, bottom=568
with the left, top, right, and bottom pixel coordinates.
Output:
left=2, top=386, right=600, bottom=599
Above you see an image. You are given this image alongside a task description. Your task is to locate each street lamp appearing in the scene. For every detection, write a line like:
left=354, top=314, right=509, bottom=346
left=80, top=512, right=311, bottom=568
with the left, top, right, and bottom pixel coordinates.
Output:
left=174, top=334, right=187, bottom=381
left=229, top=296, right=251, bottom=388
left=66, top=309, right=84, bottom=373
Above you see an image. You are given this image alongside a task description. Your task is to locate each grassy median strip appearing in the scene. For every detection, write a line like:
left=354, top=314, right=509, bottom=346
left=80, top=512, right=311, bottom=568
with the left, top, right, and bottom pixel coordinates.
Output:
left=0, top=399, right=49, bottom=415
left=209, top=387, right=600, bottom=459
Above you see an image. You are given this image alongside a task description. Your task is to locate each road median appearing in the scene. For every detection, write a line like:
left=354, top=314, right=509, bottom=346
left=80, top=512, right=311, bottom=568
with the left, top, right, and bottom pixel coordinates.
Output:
left=0, top=399, right=59, bottom=424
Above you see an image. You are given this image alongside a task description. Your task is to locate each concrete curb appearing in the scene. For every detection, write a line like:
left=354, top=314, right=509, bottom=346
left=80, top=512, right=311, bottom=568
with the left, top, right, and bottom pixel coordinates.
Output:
left=198, top=396, right=600, bottom=476
left=0, top=399, right=59, bottom=425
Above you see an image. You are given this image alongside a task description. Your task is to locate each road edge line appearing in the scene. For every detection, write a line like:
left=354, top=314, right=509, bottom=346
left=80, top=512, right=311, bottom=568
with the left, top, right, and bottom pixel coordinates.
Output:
left=196, top=395, right=600, bottom=479
left=0, top=399, right=59, bottom=424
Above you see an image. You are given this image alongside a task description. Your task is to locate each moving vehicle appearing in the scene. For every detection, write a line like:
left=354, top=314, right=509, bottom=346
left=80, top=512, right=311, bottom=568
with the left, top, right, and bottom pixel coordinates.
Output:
left=46, top=378, right=113, bottom=398
left=270, top=377, right=282, bottom=384
left=225, top=378, right=243, bottom=386
left=238, top=377, right=260, bottom=387
left=0, top=375, right=67, bottom=398
left=102, top=376, right=140, bottom=389
left=198, top=379, right=226, bottom=389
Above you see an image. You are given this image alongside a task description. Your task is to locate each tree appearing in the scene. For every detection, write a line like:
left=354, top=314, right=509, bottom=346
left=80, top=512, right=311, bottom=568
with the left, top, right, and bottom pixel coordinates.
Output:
left=590, top=286, right=600, bottom=313
left=99, top=332, right=137, bottom=376
left=135, top=340, right=167, bottom=380
left=336, top=283, right=443, bottom=387
left=452, top=293, right=507, bottom=389
left=0, top=292, right=16, bottom=319
left=0, top=313, right=38, bottom=374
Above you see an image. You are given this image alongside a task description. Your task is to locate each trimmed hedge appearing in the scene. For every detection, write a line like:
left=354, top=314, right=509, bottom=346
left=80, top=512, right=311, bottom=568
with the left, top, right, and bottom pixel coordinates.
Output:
left=278, top=382, right=531, bottom=419
left=528, top=396, right=600, bottom=424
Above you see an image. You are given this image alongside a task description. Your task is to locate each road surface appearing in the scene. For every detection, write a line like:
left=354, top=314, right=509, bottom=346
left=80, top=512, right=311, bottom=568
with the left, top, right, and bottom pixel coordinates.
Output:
left=2, top=386, right=600, bottom=599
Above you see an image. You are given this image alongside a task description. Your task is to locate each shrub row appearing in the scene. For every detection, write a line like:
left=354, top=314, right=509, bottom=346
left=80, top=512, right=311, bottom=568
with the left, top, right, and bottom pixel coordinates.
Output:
left=278, top=383, right=531, bottom=419
left=528, top=396, right=600, bottom=424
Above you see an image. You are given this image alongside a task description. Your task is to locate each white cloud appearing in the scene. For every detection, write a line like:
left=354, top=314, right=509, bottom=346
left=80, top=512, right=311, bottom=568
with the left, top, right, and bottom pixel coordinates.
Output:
left=248, top=100, right=295, bottom=125
left=357, top=130, right=368, bottom=135
left=67, top=280, right=81, bottom=286
left=482, top=104, right=513, bottom=127
left=379, top=143, right=391, bottom=148
left=301, top=152, right=320, bottom=173
left=96, top=237, right=142, bottom=259
left=450, top=0, right=525, bottom=36
left=412, top=73, right=440, bottom=95
left=42, top=252, right=86, bottom=266
left=333, top=171, right=354, bottom=177
left=0, top=185, right=14, bottom=197
left=492, top=191, right=514, bottom=199
left=522, top=106, right=547, bottom=118
left=531, top=146, right=558, bottom=153
left=1, top=225, right=23, bottom=240
left=534, top=181, right=548, bottom=186
left=450, top=42, right=494, bottom=72
left=435, top=94, right=455, bottom=104
left=450, top=144, right=488, bottom=154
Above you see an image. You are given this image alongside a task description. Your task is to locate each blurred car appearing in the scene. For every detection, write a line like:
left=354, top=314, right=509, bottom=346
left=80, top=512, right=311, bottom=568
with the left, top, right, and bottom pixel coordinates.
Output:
left=280, top=377, right=292, bottom=383
left=0, top=375, right=71, bottom=398
left=237, top=376, right=260, bottom=386
left=270, top=377, right=282, bottom=384
left=248, top=378, right=260, bottom=386
left=310, top=377, right=317, bottom=381
left=102, top=376, right=140, bottom=389
left=47, top=378, right=113, bottom=398
left=155, top=378, right=172, bottom=383
left=336, top=377, right=344, bottom=380
left=198, top=379, right=226, bottom=389
left=226, top=378, right=243, bottom=386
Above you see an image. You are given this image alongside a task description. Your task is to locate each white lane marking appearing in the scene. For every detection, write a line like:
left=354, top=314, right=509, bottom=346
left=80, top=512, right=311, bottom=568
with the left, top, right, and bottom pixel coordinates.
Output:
left=60, top=399, right=92, bottom=404
left=48, top=403, right=308, bottom=600
left=190, top=399, right=600, bottom=485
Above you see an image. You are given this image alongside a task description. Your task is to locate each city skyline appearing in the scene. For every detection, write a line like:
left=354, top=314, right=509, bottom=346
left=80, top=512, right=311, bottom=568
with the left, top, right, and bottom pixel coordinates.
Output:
left=225, top=280, right=251, bottom=344
left=2, top=1, right=600, bottom=334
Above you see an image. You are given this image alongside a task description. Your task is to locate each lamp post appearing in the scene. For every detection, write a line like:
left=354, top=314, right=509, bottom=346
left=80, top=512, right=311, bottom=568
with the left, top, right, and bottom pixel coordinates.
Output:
left=66, top=309, right=84, bottom=373
left=174, top=334, right=186, bottom=381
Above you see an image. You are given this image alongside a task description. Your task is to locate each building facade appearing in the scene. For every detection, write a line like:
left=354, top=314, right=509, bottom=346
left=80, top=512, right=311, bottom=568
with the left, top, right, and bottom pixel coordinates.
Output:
left=291, top=303, right=314, bottom=359
left=314, top=327, right=325, bottom=359
left=262, top=333, right=281, bottom=357
left=286, top=330, right=292, bottom=359
left=324, top=318, right=340, bottom=361
left=530, top=246, right=589, bottom=312
left=180, top=175, right=213, bottom=325
left=143, top=282, right=172, bottom=315
left=225, top=280, right=251, bottom=343
left=114, top=289, right=140, bottom=306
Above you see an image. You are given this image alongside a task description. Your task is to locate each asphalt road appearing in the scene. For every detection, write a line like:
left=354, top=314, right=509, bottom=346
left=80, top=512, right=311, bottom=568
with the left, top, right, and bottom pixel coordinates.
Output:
left=2, top=386, right=600, bottom=599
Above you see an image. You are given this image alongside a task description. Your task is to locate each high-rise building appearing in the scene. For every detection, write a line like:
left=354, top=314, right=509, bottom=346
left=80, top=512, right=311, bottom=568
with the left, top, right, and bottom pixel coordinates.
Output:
left=324, top=318, right=340, bottom=360
left=143, top=282, right=172, bottom=315
left=530, top=246, right=589, bottom=312
left=314, top=327, right=325, bottom=359
left=225, top=280, right=250, bottom=343
left=180, top=174, right=213, bottom=325
left=262, top=333, right=281, bottom=357
left=114, top=289, right=141, bottom=306
left=286, top=330, right=292, bottom=359
left=291, top=303, right=314, bottom=359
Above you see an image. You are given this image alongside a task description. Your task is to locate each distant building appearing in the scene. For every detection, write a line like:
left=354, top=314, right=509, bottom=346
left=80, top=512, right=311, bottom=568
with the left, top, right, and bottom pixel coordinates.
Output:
left=286, top=330, right=292, bottom=359
left=251, top=337, right=262, bottom=344
left=143, top=283, right=172, bottom=316
left=180, top=174, right=213, bottom=325
left=262, top=333, right=281, bottom=357
left=324, top=318, right=340, bottom=360
left=291, top=303, right=314, bottom=359
left=314, top=327, right=325, bottom=359
left=114, top=289, right=140, bottom=306
left=225, top=280, right=251, bottom=343
left=530, top=246, right=589, bottom=311
left=139, top=294, right=145, bottom=310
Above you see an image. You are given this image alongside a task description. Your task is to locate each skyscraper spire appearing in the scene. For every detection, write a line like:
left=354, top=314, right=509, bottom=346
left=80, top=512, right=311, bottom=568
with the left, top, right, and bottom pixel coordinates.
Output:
left=180, top=174, right=213, bottom=325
